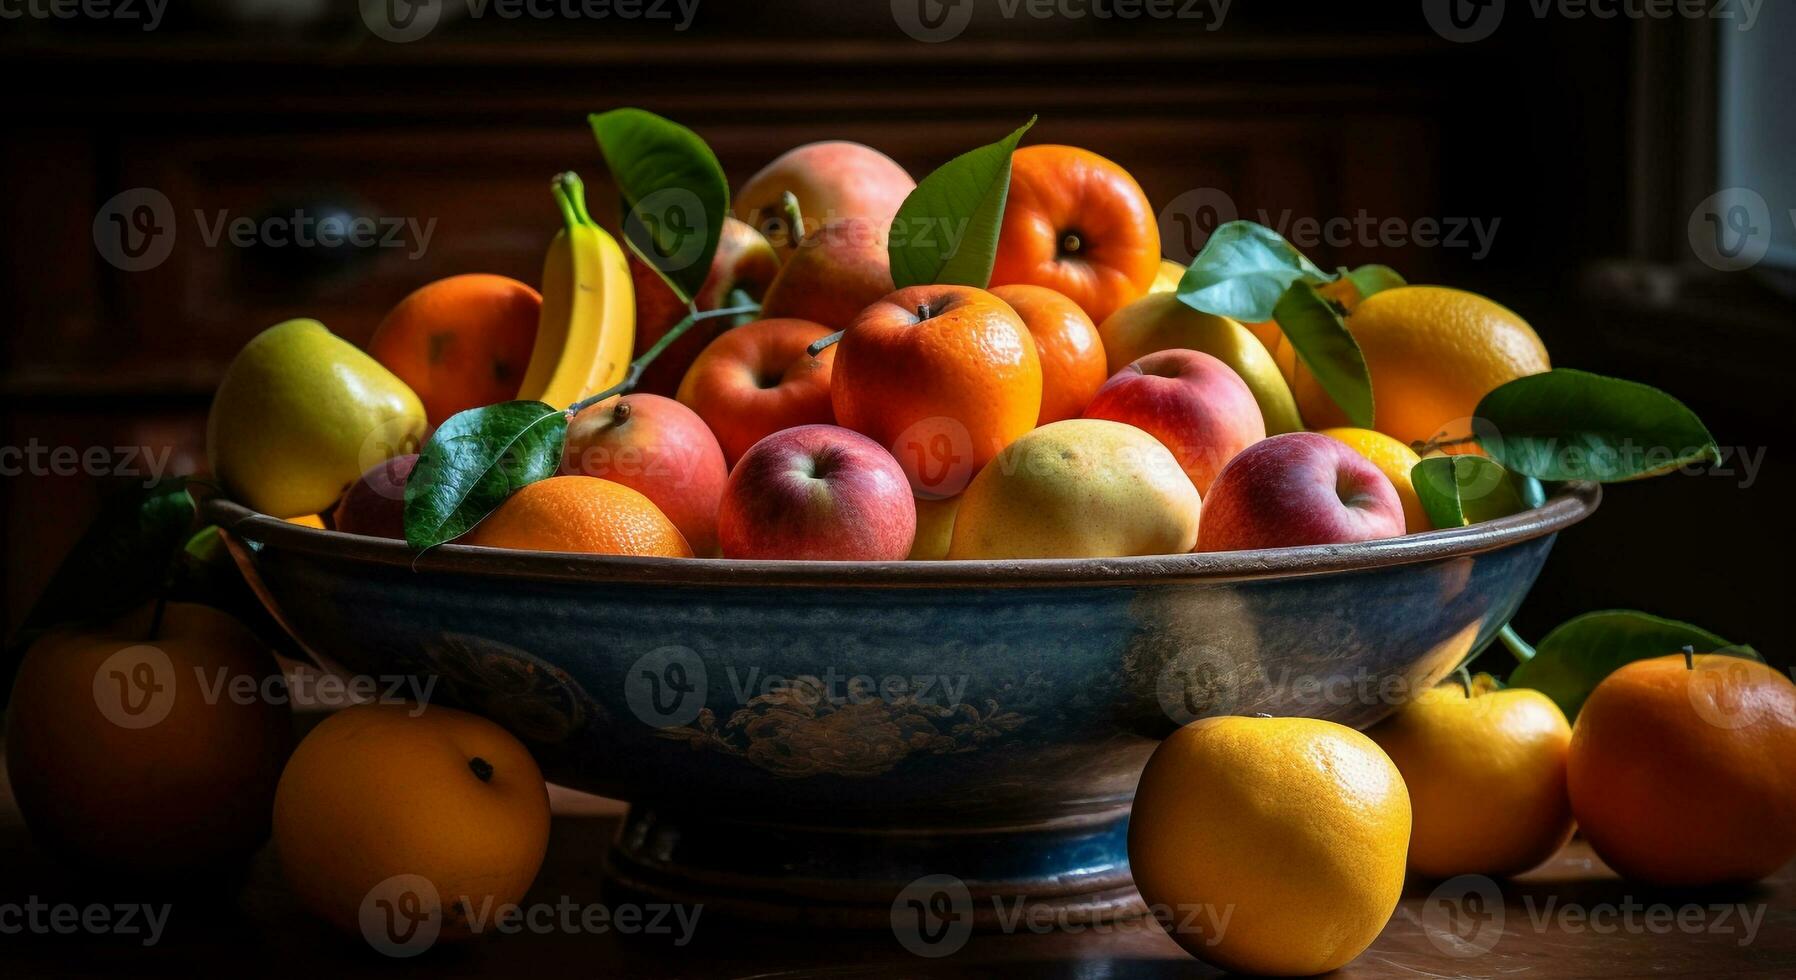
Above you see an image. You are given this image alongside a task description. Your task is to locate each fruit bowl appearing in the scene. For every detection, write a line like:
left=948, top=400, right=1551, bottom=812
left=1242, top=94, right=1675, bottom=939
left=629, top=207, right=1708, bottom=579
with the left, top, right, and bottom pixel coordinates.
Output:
left=207, top=483, right=1598, bottom=926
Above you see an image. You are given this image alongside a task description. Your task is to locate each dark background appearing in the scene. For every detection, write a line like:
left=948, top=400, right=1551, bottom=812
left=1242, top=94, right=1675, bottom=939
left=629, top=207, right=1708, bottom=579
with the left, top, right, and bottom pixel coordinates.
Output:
left=1, top=2, right=1789, bottom=666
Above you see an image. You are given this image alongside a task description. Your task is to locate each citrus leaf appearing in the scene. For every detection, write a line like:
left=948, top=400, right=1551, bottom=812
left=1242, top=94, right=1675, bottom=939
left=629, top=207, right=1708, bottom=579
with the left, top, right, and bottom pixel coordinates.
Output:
left=1176, top=220, right=1334, bottom=322
left=1411, top=455, right=1542, bottom=529
left=590, top=108, right=729, bottom=304
left=404, top=401, right=568, bottom=549
left=1343, top=264, right=1406, bottom=299
left=1272, top=281, right=1372, bottom=428
left=888, top=116, right=1036, bottom=289
left=1509, top=611, right=1760, bottom=719
left=1476, top=369, right=1719, bottom=482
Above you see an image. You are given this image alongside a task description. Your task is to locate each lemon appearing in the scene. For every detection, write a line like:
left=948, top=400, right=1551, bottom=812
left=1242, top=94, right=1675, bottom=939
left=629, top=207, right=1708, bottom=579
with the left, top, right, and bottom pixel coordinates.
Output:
left=1367, top=681, right=1573, bottom=879
left=1319, top=427, right=1426, bottom=533
left=1129, top=716, right=1411, bottom=975
left=1291, top=286, right=1550, bottom=447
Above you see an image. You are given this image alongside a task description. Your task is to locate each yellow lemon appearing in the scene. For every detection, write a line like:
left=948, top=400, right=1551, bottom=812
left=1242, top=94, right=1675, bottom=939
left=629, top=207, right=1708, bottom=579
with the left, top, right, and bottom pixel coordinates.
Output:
left=1291, top=286, right=1549, bottom=447
left=1368, top=681, right=1574, bottom=878
left=1129, top=716, right=1411, bottom=975
left=1318, top=427, right=1427, bottom=533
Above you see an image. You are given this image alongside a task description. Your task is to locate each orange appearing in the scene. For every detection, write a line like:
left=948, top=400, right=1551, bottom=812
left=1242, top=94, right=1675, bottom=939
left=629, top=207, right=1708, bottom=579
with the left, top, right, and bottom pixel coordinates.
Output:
left=4, top=602, right=292, bottom=875
left=991, top=145, right=1161, bottom=325
left=990, top=283, right=1107, bottom=424
left=832, top=285, right=1042, bottom=499
left=1319, top=427, right=1428, bottom=533
left=367, top=274, right=542, bottom=426
left=676, top=318, right=837, bottom=465
left=273, top=702, right=550, bottom=944
left=1290, top=286, right=1550, bottom=449
left=1369, top=682, right=1574, bottom=877
left=286, top=513, right=327, bottom=529
left=462, top=475, right=692, bottom=556
left=1248, top=276, right=1360, bottom=359
left=1568, top=654, right=1796, bottom=885
left=1130, top=716, right=1410, bottom=975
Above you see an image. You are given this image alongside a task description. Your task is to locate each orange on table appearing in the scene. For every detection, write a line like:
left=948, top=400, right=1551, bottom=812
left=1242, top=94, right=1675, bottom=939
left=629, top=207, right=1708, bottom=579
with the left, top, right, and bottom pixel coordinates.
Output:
left=1319, top=427, right=1428, bottom=533
left=273, top=702, right=550, bottom=941
left=990, top=145, right=1161, bottom=325
left=676, top=318, right=837, bottom=465
left=462, top=476, right=692, bottom=556
left=1568, top=653, right=1796, bottom=886
left=991, top=283, right=1107, bottom=425
left=366, top=273, right=542, bottom=425
left=832, top=284, right=1041, bottom=499
left=1290, top=286, right=1550, bottom=448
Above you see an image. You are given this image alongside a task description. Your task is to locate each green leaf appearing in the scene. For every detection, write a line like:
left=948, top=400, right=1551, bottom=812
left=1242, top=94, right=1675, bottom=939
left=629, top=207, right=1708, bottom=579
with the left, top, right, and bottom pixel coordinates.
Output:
left=590, top=108, right=729, bottom=304
left=1342, top=264, right=1406, bottom=299
left=1411, top=455, right=1539, bottom=529
left=1272, top=282, right=1373, bottom=428
left=1509, top=611, right=1760, bottom=719
left=404, top=401, right=569, bottom=549
left=1176, top=220, right=1334, bottom=322
left=20, top=477, right=196, bottom=632
left=1476, top=369, right=1720, bottom=482
left=888, top=116, right=1036, bottom=289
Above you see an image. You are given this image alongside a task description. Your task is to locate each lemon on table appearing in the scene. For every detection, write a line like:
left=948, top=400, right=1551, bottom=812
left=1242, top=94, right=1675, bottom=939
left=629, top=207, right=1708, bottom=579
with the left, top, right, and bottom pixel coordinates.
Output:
left=1368, top=681, right=1574, bottom=878
left=1319, top=427, right=1426, bottom=533
left=1291, top=286, right=1550, bottom=448
left=1129, top=716, right=1411, bottom=976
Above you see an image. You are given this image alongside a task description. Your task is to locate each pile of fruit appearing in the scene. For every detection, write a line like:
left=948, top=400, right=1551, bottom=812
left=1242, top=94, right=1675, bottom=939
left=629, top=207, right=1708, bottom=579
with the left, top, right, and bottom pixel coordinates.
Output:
left=205, top=110, right=1719, bottom=561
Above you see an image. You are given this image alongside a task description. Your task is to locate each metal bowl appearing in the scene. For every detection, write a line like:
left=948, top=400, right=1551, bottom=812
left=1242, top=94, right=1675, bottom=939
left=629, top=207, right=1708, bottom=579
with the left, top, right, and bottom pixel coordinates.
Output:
left=207, top=482, right=1599, bottom=926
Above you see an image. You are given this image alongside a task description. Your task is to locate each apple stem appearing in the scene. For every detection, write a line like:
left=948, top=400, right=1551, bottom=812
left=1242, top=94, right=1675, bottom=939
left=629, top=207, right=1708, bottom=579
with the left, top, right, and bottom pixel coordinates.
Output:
left=1496, top=623, right=1536, bottom=663
left=612, top=401, right=631, bottom=424
left=567, top=302, right=761, bottom=414
left=916, top=303, right=932, bottom=321
left=469, top=757, right=495, bottom=783
left=807, top=330, right=845, bottom=358
left=780, top=191, right=805, bottom=249
left=1683, top=645, right=1696, bottom=670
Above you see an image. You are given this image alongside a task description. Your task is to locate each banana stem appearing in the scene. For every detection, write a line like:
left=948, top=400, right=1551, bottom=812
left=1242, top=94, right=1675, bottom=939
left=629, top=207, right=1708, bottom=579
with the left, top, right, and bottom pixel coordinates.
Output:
left=555, top=172, right=595, bottom=228
left=1497, top=623, right=1536, bottom=663
left=568, top=303, right=762, bottom=414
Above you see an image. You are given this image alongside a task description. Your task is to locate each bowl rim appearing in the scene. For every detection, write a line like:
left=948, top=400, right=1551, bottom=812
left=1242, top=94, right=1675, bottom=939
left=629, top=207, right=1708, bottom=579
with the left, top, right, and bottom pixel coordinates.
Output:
left=204, top=481, right=1599, bottom=589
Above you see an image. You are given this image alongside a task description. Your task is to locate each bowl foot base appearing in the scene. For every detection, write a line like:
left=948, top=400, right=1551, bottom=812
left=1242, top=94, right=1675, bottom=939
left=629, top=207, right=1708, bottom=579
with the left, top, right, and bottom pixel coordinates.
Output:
left=603, top=804, right=1144, bottom=931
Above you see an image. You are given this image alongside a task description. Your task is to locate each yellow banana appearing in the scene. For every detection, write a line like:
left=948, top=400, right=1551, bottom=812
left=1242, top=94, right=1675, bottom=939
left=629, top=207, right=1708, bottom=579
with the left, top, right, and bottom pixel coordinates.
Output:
left=518, top=172, right=635, bottom=410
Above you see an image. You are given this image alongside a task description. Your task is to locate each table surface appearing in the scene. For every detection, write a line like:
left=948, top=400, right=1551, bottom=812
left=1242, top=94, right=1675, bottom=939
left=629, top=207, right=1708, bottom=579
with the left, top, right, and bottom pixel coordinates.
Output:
left=3, top=753, right=1792, bottom=978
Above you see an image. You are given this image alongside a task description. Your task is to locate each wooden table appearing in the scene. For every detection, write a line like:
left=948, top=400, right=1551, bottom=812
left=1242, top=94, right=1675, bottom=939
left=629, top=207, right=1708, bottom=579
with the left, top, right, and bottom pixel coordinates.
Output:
left=2, top=754, right=1791, bottom=978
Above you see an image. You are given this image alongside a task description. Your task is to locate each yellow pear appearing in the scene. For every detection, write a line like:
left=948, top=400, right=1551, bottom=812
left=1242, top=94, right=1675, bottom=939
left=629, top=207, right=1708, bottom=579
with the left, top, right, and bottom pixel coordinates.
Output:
left=1096, top=292, right=1303, bottom=434
left=208, top=319, right=426, bottom=518
left=948, top=419, right=1200, bottom=559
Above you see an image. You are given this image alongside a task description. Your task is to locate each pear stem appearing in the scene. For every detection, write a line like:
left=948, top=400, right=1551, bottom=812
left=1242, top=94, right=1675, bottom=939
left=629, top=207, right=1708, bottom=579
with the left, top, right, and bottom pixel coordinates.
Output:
left=568, top=302, right=762, bottom=414
left=780, top=191, right=804, bottom=248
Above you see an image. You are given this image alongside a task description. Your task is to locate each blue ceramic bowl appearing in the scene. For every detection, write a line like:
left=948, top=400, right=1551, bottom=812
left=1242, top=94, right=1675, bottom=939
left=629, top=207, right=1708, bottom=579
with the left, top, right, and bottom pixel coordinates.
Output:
left=209, top=482, right=1598, bottom=926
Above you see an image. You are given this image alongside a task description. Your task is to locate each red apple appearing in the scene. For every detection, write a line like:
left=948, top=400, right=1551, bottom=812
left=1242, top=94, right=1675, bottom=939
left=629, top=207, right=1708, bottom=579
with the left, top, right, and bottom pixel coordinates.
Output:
left=759, top=219, right=896, bottom=330
left=562, top=393, right=728, bottom=555
left=1196, top=432, right=1406, bottom=552
left=718, top=424, right=917, bottom=561
left=630, top=216, right=780, bottom=397
left=333, top=453, right=417, bottom=539
left=732, top=141, right=914, bottom=256
left=1082, top=349, right=1266, bottom=495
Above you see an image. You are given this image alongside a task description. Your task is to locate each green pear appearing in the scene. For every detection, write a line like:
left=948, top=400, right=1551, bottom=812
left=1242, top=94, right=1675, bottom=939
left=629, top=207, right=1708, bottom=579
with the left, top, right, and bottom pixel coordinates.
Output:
left=207, top=319, right=426, bottom=518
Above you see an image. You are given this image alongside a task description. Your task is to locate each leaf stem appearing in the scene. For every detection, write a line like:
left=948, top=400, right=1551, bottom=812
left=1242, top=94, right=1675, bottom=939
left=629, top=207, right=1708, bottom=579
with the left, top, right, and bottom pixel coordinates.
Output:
left=1497, top=623, right=1536, bottom=663
left=568, top=302, right=762, bottom=414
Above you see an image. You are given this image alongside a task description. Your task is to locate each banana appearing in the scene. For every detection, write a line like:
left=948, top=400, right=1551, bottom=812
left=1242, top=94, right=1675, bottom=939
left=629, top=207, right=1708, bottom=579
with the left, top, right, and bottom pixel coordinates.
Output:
left=517, top=172, right=635, bottom=410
